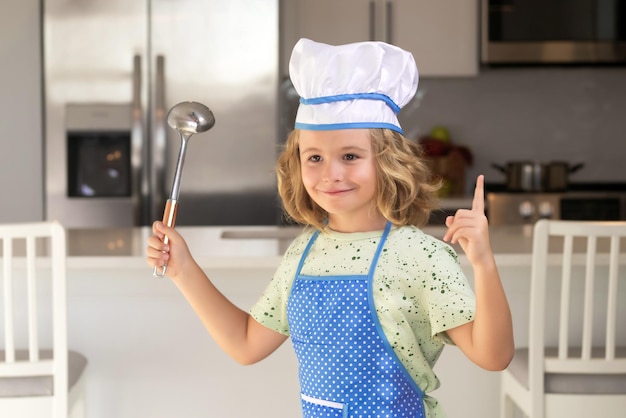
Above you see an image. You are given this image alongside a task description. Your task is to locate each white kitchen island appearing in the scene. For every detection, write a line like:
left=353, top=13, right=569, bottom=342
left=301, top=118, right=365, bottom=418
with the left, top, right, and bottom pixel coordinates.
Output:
left=57, top=225, right=624, bottom=418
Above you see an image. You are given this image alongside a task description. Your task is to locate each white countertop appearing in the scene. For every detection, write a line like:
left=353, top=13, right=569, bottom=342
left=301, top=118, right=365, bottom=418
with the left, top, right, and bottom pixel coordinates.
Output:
left=63, top=224, right=552, bottom=269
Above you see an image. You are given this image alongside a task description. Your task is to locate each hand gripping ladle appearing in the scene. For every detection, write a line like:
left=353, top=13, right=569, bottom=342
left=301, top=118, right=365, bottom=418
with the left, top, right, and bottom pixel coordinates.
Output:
left=153, top=101, right=215, bottom=277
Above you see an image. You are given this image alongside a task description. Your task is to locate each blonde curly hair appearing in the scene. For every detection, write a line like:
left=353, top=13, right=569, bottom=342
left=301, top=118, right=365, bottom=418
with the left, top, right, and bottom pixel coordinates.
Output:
left=276, top=129, right=441, bottom=231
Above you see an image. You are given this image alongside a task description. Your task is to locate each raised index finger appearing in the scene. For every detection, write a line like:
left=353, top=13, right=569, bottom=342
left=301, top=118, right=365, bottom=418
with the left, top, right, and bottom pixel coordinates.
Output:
left=472, top=175, right=485, bottom=213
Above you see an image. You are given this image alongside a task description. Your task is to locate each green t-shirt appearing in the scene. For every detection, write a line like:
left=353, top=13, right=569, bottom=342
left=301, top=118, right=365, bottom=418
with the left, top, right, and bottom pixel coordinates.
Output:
left=250, top=224, right=476, bottom=418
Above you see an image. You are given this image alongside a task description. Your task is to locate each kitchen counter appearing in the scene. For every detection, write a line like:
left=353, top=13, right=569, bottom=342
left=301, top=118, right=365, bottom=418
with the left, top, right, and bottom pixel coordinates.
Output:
left=65, top=224, right=624, bottom=270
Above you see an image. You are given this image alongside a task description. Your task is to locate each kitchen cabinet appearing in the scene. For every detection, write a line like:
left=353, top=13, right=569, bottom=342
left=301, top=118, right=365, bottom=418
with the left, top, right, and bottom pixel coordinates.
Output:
left=281, top=0, right=478, bottom=77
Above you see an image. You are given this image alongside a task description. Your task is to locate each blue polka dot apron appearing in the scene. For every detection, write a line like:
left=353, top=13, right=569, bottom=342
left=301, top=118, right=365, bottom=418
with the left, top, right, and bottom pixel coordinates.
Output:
left=287, top=222, right=426, bottom=418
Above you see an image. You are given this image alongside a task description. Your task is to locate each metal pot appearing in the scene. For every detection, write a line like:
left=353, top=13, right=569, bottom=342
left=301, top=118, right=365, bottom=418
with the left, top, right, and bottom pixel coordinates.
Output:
left=492, top=161, right=546, bottom=192
left=545, top=161, right=584, bottom=191
left=492, top=161, right=585, bottom=192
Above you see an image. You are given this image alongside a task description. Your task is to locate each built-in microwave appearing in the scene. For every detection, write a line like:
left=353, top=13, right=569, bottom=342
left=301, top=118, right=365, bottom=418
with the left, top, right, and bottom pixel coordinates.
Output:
left=481, top=0, right=626, bottom=64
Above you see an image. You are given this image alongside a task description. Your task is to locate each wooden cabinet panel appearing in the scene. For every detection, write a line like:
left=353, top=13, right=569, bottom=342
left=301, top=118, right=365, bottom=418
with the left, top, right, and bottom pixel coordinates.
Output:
left=391, top=0, right=479, bottom=76
left=281, top=0, right=478, bottom=77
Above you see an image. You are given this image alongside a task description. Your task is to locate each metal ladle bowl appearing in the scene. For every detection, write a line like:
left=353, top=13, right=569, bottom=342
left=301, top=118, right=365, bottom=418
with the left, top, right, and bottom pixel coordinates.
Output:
left=153, top=101, right=215, bottom=277
left=167, top=101, right=215, bottom=136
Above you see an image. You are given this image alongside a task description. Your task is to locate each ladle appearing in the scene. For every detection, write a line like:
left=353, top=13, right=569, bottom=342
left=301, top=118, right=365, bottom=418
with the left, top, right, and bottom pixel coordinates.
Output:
left=153, top=101, right=215, bottom=277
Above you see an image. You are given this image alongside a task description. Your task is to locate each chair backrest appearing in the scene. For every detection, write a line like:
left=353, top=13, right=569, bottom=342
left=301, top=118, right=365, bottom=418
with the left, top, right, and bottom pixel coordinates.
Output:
left=528, top=220, right=626, bottom=396
left=0, top=221, right=68, bottom=415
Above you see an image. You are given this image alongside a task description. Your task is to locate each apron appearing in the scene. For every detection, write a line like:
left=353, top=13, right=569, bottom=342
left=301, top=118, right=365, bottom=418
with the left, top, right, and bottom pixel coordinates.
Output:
left=287, top=222, right=426, bottom=418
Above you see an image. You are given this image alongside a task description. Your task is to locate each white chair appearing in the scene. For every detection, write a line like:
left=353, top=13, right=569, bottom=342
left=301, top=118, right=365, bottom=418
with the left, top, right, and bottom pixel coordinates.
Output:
left=501, top=219, right=626, bottom=418
left=0, top=221, right=87, bottom=417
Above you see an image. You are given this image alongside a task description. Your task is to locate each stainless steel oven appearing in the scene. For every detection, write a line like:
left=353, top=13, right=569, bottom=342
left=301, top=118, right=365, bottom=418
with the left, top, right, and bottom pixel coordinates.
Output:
left=487, top=191, right=626, bottom=225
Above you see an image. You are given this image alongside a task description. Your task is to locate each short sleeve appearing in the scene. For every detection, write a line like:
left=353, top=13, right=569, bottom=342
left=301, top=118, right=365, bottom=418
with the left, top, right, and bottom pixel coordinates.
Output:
left=425, top=243, right=476, bottom=344
left=249, top=230, right=314, bottom=335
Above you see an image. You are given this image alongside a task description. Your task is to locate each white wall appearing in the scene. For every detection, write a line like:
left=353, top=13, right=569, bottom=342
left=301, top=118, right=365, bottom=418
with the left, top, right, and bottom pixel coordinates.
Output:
left=0, top=0, right=44, bottom=222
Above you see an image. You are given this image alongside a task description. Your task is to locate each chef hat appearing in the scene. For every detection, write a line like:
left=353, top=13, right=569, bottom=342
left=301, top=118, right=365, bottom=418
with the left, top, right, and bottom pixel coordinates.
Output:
left=289, top=38, right=418, bottom=134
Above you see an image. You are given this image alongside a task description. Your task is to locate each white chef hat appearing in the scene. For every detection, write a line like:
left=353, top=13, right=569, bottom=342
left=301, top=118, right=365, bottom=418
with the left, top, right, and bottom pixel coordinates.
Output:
left=289, top=38, right=418, bottom=134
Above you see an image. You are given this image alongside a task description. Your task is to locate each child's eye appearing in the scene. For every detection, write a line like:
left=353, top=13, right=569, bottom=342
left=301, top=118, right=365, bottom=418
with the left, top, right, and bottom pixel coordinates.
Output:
left=308, top=155, right=321, bottom=162
left=344, top=153, right=358, bottom=161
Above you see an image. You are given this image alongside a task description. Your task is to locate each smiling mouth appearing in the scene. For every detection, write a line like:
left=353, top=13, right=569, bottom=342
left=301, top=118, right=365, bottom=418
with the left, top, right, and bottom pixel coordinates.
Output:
left=320, top=188, right=353, bottom=196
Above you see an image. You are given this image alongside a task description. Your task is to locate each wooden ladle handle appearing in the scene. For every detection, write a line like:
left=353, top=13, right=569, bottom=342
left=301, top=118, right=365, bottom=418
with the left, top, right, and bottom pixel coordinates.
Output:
left=153, top=199, right=178, bottom=277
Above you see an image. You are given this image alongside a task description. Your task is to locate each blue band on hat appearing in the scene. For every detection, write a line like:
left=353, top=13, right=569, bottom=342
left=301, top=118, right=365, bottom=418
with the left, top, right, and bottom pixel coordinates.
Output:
left=300, top=93, right=401, bottom=114
left=295, top=121, right=403, bottom=134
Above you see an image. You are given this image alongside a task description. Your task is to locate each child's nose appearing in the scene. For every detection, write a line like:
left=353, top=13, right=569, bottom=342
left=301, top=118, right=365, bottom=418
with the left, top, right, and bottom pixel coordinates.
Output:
left=322, top=160, right=343, bottom=182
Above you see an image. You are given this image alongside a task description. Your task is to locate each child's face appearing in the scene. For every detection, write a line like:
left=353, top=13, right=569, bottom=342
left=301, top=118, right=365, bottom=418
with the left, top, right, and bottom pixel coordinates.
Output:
left=298, top=129, right=384, bottom=232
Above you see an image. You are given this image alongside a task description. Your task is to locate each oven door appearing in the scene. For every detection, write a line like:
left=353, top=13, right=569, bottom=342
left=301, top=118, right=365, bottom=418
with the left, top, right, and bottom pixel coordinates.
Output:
left=559, top=195, right=626, bottom=221
left=487, top=192, right=626, bottom=225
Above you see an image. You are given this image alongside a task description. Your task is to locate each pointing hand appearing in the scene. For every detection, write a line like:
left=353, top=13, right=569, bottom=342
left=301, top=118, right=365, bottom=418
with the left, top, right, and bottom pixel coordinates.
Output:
left=442, top=175, right=492, bottom=265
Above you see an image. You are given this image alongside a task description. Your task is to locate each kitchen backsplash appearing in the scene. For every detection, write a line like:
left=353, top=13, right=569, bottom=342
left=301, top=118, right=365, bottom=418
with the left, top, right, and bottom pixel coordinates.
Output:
left=399, top=67, right=626, bottom=193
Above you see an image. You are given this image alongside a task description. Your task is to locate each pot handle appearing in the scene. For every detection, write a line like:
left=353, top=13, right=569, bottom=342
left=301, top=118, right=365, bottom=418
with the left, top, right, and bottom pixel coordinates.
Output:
left=569, top=163, right=584, bottom=173
left=491, top=163, right=506, bottom=174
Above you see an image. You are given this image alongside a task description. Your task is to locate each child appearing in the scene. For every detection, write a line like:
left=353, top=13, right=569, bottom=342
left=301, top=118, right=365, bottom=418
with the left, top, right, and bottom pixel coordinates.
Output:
left=146, top=38, right=514, bottom=418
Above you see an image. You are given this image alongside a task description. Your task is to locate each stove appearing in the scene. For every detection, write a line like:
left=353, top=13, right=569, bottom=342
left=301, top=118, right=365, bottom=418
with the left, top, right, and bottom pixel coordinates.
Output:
left=485, top=183, right=626, bottom=225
